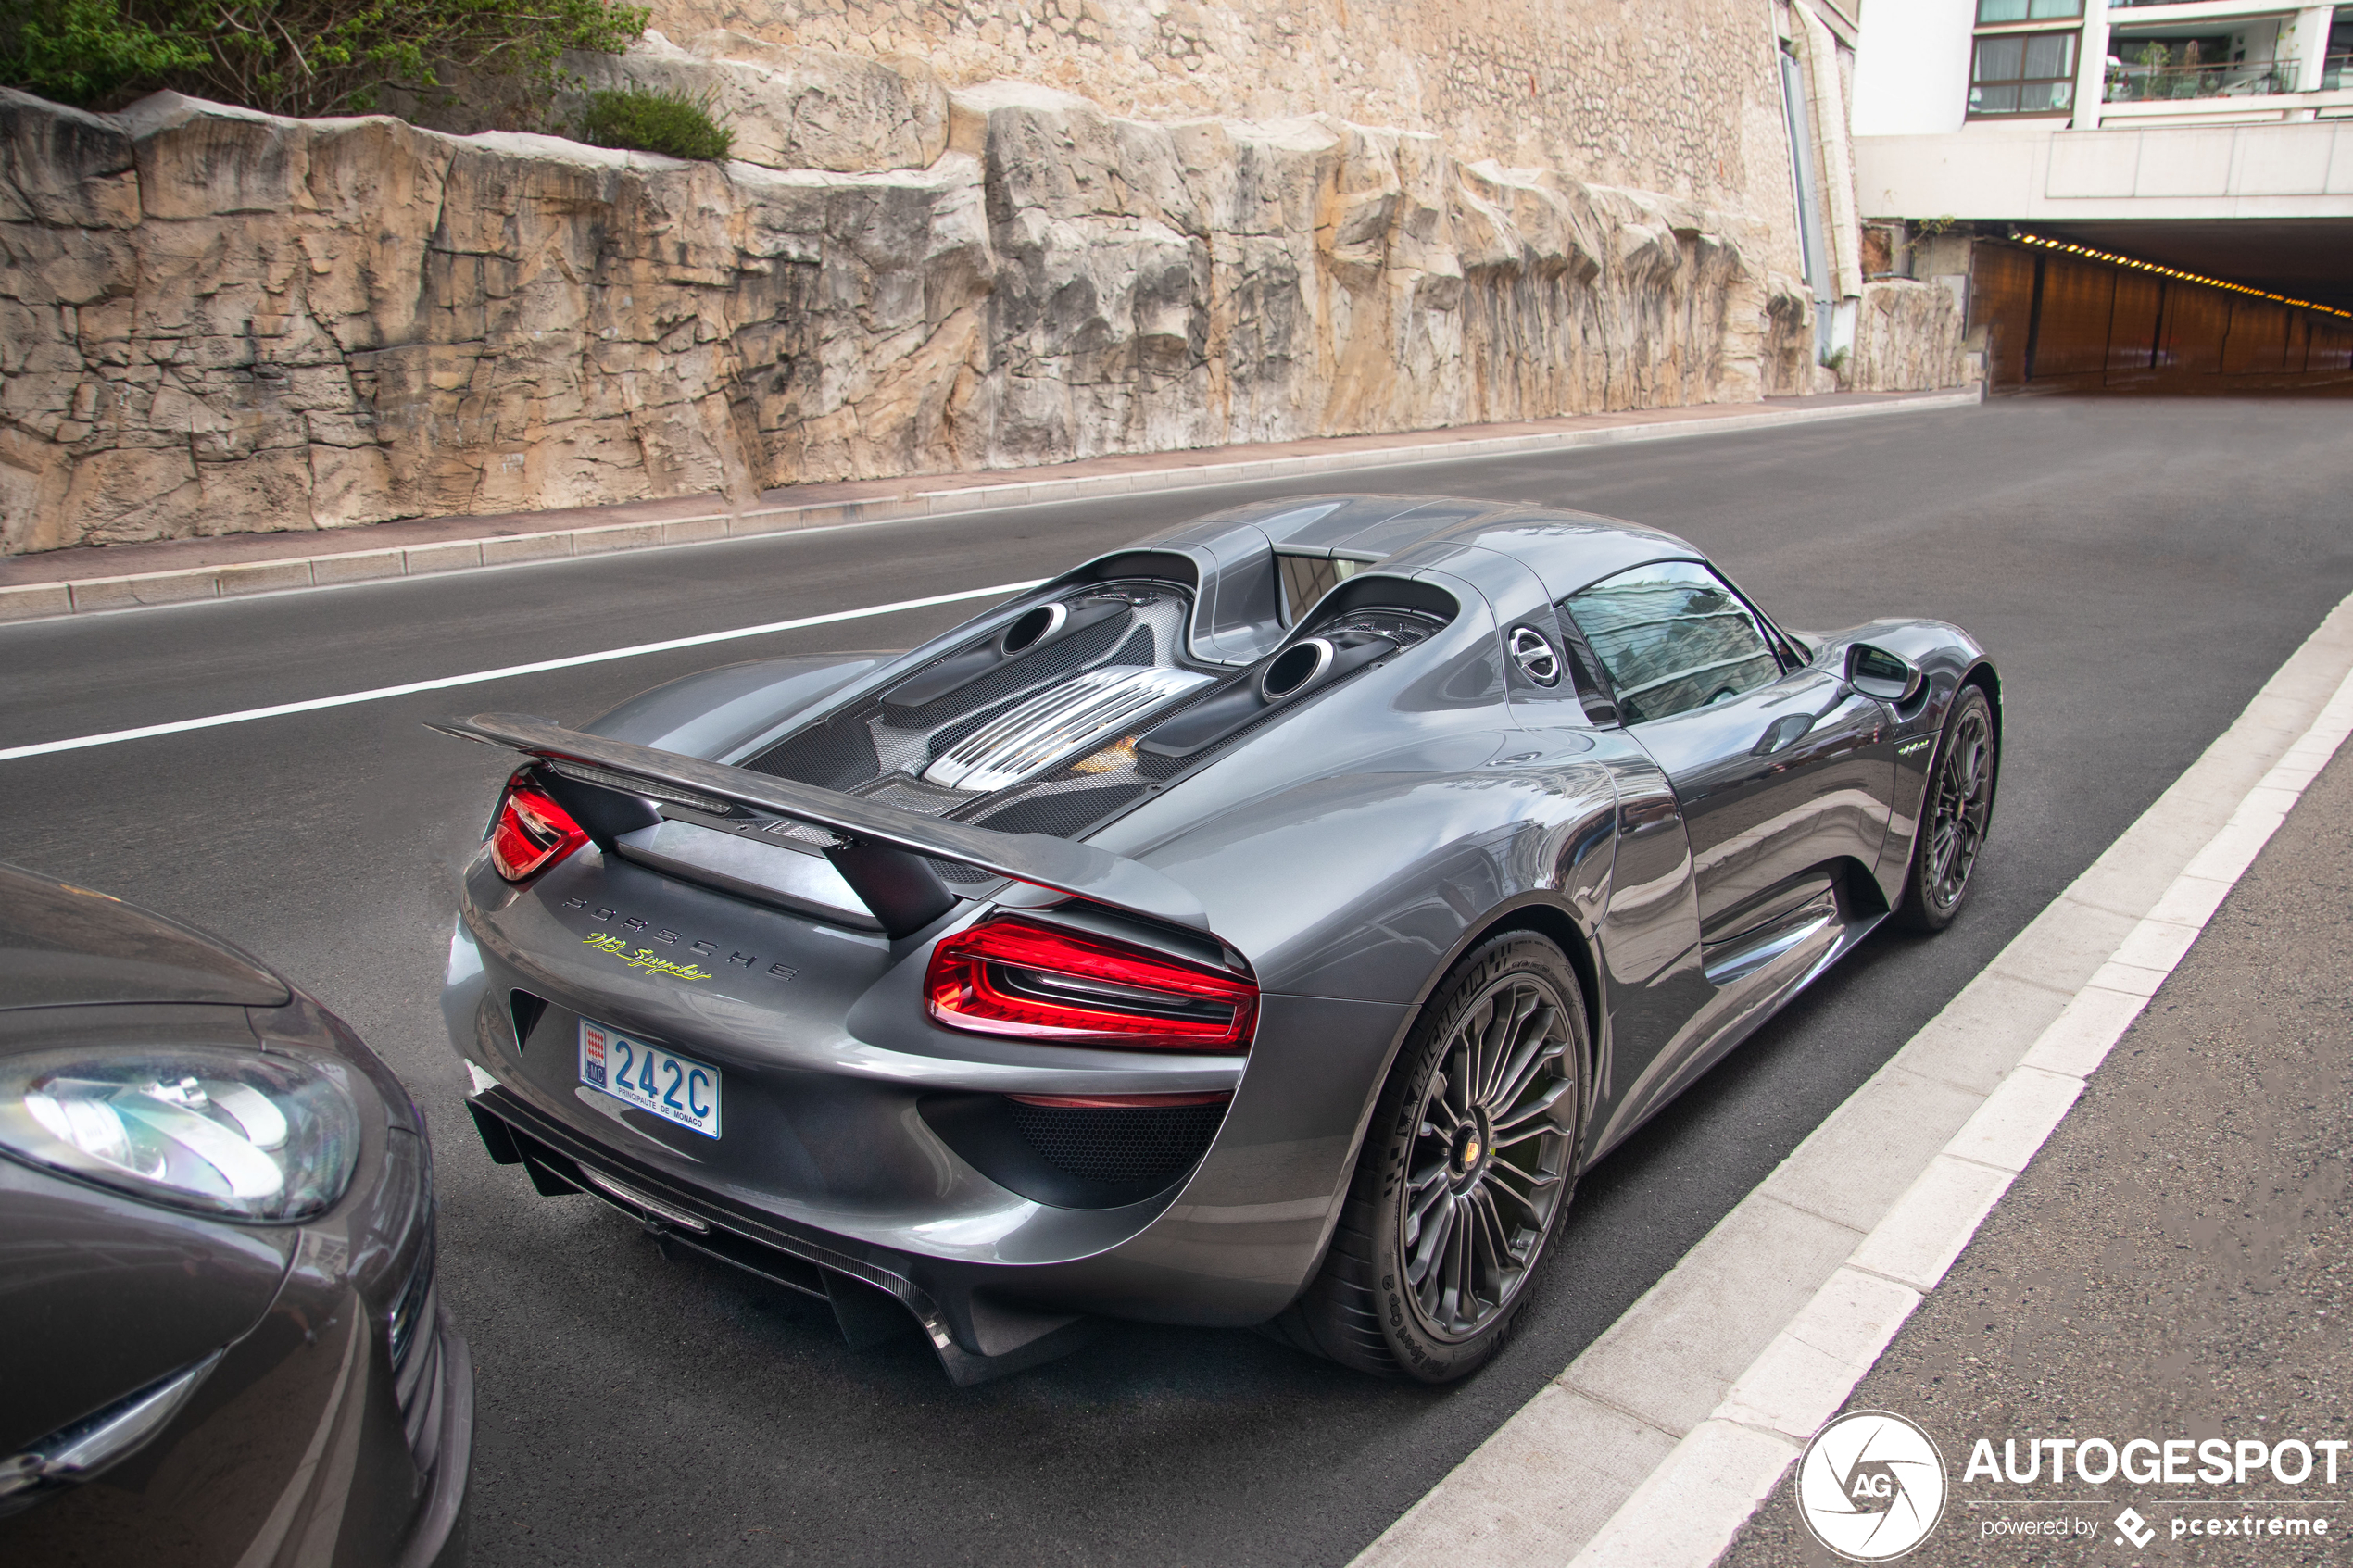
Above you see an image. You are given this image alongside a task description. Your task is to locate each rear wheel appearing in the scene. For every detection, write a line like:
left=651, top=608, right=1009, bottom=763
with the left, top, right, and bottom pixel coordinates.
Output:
left=1267, top=933, right=1588, bottom=1382
left=1896, top=684, right=1996, bottom=932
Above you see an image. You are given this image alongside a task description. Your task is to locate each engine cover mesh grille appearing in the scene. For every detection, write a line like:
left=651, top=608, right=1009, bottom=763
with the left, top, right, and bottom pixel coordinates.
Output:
left=741, top=706, right=880, bottom=791
left=738, top=590, right=1180, bottom=803
left=965, top=782, right=1149, bottom=839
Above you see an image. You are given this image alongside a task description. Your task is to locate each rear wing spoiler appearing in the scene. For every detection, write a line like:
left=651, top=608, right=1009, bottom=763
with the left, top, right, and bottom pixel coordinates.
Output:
left=430, top=713, right=1208, bottom=937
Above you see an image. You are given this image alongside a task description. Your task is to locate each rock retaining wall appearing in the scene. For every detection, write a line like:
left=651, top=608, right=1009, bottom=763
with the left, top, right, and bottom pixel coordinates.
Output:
left=638, top=0, right=1792, bottom=220
left=1849, top=279, right=1969, bottom=395
left=0, top=80, right=1964, bottom=555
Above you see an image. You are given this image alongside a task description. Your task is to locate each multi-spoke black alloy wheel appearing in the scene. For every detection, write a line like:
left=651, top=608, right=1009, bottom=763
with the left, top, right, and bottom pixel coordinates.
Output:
left=1266, top=934, right=1589, bottom=1382
left=1399, top=971, right=1578, bottom=1342
left=1899, top=684, right=1997, bottom=932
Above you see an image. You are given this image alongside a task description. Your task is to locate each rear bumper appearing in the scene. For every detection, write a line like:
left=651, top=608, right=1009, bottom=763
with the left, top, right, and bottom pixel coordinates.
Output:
left=464, top=1085, right=1099, bottom=1384
left=444, top=879, right=1414, bottom=1362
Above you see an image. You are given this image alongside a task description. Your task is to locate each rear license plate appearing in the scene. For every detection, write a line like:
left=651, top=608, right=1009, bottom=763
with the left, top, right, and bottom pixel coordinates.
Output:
left=580, top=1020, right=722, bottom=1138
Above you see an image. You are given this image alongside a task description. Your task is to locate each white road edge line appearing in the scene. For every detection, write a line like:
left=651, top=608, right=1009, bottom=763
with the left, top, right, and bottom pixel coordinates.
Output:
left=1352, top=588, right=2353, bottom=1568
left=0, top=580, right=1042, bottom=764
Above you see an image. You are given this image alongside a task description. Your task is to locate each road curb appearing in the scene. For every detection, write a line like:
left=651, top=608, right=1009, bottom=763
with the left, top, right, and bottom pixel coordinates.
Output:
left=1351, top=586, right=2353, bottom=1568
left=0, top=389, right=1980, bottom=626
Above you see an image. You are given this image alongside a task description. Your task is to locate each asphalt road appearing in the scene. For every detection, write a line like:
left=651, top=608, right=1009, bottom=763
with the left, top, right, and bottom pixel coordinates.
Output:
left=3, top=398, right=2349, bottom=1568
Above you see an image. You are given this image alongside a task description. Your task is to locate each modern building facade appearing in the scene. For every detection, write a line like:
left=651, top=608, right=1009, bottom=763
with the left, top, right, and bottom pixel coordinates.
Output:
left=1851, top=0, right=2353, bottom=388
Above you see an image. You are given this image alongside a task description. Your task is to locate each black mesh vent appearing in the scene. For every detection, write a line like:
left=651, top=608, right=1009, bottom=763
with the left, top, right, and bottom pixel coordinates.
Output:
left=1110, top=623, right=1157, bottom=665
left=967, top=783, right=1150, bottom=838
left=1006, top=1099, right=1227, bottom=1185
left=743, top=704, right=883, bottom=790
left=852, top=775, right=970, bottom=814
left=1135, top=748, right=1191, bottom=782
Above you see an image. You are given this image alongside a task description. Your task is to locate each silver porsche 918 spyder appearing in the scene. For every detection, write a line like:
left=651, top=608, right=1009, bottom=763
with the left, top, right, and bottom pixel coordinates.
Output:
left=436, top=494, right=1999, bottom=1385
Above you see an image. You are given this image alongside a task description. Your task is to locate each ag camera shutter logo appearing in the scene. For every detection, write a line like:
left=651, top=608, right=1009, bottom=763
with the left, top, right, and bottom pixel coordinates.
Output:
left=1797, top=1410, right=1949, bottom=1561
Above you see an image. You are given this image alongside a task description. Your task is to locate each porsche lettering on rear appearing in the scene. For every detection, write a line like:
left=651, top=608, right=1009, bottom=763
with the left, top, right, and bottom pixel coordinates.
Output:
left=557, top=897, right=797, bottom=981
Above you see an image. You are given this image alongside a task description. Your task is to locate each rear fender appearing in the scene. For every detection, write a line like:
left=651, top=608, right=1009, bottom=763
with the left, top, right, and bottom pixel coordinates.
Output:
left=1085, top=739, right=1622, bottom=1306
left=1128, top=743, right=1619, bottom=1003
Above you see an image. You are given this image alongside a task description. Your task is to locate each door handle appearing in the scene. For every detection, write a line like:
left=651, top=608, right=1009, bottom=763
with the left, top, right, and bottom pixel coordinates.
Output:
left=1752, top=713, right=1814, bottom=756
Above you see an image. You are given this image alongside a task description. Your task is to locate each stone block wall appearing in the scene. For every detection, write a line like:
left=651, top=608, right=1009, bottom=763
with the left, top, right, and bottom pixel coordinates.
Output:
left=633, top=0, right=1794, bottom=225
left=1848, top=279, right=1968, bottom=394
left=1762, top=272, right=1813, bottom=397
left=0, top=19, right=1972, bottom=558
left=0, top=82, right=1814, bottom=555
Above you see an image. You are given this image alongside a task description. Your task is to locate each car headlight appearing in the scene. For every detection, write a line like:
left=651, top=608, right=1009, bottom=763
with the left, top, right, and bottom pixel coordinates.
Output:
left=0, top=1047, right=361, bottom=1223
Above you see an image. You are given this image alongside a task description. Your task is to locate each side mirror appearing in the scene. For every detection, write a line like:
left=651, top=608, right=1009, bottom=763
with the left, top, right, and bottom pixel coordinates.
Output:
left=1847, top=643, right=1923, bottom=705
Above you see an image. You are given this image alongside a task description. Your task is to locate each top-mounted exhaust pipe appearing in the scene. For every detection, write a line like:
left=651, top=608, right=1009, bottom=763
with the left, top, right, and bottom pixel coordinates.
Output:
left=1138, top=628, right=1393, bottom=760
left=883, top=596, right=1129, bottom=712
left=1257, top=637, right=1334, bottom=701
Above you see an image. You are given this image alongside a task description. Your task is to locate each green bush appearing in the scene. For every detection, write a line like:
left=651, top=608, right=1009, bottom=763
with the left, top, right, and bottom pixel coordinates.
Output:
left=572, top=85, right=724, bottom=162
left=1, top=0, right=648, bottom=119
left=2, top=0, right=208, bottom=107
left=576, top=85, right=731, bottom=161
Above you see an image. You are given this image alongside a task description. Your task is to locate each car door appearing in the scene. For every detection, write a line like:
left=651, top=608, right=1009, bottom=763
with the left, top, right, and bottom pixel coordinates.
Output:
left=1558, top=560, right=1895, bottom=975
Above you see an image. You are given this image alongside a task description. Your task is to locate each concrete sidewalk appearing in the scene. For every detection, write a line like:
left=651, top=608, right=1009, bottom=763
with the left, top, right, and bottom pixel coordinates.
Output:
left=1723, top=742, right=2353, bottom=1565
left=0, top=387, right=1975, bottom=622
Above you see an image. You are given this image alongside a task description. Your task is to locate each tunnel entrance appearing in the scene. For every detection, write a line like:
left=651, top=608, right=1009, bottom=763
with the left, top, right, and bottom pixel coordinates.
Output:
left=1971, top=234, right=2353, bottom=395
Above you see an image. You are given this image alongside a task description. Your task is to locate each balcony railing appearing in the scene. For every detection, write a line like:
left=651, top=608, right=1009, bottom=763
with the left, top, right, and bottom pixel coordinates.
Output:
left=2104, top=56, right=2297, bottom=99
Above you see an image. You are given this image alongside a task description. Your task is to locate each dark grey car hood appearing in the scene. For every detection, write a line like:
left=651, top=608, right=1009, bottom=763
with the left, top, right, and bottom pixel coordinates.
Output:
left=0, top=865, right=289, bottom=1010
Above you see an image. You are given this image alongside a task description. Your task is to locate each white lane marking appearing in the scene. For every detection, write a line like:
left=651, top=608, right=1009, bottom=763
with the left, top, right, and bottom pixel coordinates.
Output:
left=0, top=580, right=1042, bottom=763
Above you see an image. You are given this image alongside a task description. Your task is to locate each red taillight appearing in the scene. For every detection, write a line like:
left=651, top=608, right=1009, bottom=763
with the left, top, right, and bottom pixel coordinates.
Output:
left=925, top=918, right=1258, bottom=1052
left=488, top=774, right=589, bottom=882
